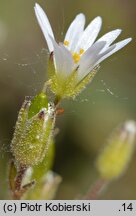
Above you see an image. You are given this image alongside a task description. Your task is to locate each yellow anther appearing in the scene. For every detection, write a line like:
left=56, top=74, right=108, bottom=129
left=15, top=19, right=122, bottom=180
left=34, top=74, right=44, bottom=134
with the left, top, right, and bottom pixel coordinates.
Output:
left=79, top=49, right=84, bottom=55
left=72, top=53, right=81, bottom=63
left=64, top=41, right=70, bottom=46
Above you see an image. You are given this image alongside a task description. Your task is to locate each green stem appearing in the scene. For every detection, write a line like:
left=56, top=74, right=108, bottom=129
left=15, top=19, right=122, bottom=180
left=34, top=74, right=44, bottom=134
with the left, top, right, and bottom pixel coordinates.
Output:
left=54, top=95, right=62, bottom=107
left=12, top=164, right=27, bottom=200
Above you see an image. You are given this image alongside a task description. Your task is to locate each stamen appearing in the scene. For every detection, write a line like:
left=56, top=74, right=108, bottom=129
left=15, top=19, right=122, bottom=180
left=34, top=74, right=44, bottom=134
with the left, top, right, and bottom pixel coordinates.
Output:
left=64, top=41, right=70, bottom=46
left=72, top=49, right=84, bottom=63
left=72, top=53, right=81, bottom=63
left=79, top=49, right=84, bottom=55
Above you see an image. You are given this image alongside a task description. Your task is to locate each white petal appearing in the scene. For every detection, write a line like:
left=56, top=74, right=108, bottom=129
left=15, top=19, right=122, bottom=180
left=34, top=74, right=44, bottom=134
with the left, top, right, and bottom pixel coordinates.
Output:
left=50, top=38, right=62, bottom=73
left=77, top=41, right=106, bottom=81
left=50, top=37, right=74, bottom=77
left=64, top=13, right=85, bottom=51
left=95, top=38, right=132, bottom=66
left=78, top=37, right=131, bottom=82
left=34, top=3, right=54, bottom=52
left=97, top=29, right=122, bottom=53
left=75, top=16, right=102, bottom=53
left=59, top=44, right=74, bottom=76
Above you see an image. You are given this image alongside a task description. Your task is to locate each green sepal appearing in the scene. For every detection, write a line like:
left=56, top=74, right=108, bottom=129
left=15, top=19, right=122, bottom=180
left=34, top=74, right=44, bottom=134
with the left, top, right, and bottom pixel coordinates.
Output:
left=9, top=160, right=17, bottom=192
left=32, top=141, right=55, bottom=181
left=48, top=58, right=98, bottom=99
left=74, top=68, right=98, bottom=96
left=28, top=93, right=48, bottom=119
left=11, top=99, right=30, bottom=155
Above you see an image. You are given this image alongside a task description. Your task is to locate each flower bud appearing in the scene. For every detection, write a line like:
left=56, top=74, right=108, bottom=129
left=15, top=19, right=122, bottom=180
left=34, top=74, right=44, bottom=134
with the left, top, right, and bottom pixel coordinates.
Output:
left=96, top=120, right=136, bottom=180
left=11, top=98, right=31, bottom=154
left=11, top=93, right=56, bottom=167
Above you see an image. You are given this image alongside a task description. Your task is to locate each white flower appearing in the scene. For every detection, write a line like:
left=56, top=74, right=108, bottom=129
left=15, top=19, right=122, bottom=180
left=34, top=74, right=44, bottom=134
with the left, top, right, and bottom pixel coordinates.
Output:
left=34, top=3, right=132, bottom=97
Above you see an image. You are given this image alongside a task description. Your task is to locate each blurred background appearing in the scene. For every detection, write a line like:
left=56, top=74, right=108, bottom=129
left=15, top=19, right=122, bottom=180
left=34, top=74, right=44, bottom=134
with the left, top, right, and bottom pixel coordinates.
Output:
left=0, top=0, right=135, bottom=199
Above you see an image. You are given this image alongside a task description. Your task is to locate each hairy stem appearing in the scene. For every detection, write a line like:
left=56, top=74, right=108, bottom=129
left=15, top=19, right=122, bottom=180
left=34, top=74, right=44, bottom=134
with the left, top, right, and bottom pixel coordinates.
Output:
left=12, top=164, right=27, bottom=199
left=83, top=179, right=108, bottom=200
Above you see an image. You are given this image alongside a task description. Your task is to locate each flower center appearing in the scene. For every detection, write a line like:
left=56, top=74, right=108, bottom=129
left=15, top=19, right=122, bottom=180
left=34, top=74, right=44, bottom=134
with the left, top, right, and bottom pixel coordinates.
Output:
left=64, top=41, right=84, bottom=63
